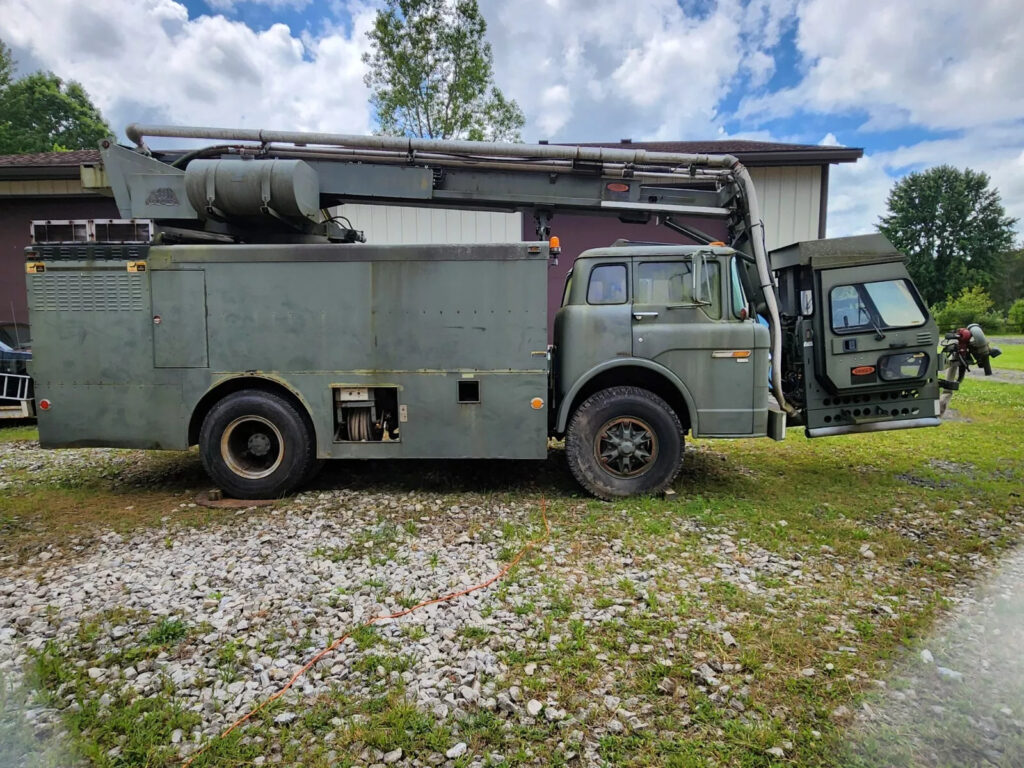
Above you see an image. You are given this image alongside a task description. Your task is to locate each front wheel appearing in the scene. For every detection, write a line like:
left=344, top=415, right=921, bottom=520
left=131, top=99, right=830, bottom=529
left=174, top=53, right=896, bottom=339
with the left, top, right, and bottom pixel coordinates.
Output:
left=566, top=386, right=684, bottom=500
left=199, top=390, right=316, bottom=499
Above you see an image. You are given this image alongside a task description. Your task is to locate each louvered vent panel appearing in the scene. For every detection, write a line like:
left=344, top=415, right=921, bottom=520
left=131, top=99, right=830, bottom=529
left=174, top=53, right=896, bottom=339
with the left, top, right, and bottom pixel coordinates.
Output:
left=34, top=273, right=144, bottom=312
left=915, top=331, right=933, bottom=345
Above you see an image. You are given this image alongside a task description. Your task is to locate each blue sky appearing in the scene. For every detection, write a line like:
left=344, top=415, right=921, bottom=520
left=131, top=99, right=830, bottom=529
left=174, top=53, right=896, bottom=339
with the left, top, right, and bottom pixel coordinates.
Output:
left=2, top=0, right=1021, bottom=238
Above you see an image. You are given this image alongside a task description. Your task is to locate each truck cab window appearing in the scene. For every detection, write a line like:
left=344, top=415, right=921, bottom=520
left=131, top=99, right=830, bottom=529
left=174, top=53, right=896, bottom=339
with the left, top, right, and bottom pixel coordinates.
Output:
left=637, top=261, right=721, bottom=318
left=830, top=279, right=925, bottom=333
left=587, top=264, right=627, bottom=305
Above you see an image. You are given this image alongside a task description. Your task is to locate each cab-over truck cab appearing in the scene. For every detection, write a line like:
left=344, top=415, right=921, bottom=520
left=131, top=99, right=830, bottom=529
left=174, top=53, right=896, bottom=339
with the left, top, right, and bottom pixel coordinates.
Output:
left=553, top=243, right=774, bottom=498
left=550, top=235, right=942, bottom=499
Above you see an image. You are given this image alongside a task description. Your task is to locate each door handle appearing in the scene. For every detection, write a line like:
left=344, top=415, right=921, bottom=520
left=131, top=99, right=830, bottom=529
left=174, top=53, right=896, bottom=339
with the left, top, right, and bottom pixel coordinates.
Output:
left=633, top=311, right=659, bottom=320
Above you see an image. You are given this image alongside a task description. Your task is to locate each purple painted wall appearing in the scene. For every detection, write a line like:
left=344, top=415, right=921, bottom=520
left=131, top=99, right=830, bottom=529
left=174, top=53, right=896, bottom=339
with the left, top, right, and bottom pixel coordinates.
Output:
left=0, top=197, right=119, bottom=325
left=527, top=213, right=729, bottom=341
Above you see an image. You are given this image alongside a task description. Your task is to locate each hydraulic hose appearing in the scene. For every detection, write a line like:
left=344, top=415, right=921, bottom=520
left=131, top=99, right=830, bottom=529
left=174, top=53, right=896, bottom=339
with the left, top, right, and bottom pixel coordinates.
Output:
left=730, top=162, right=794, bottom=415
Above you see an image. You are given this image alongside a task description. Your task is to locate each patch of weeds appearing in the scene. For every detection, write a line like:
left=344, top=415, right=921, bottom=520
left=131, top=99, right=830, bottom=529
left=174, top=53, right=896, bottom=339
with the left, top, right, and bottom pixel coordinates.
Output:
left=511, top=600, right=536, bottom=617
left=146, top=617, right=188, bottom=645
left=403, top=625, right=428, bottom=641
left=353, top=653, right=414, bottom=677
left=27, top=641, right=203, bottom=766
left=459, top=626, right=490, bottom=641
left=350, top=625, right=380, bottom=651
left=215, top=639, right=243, bottom=681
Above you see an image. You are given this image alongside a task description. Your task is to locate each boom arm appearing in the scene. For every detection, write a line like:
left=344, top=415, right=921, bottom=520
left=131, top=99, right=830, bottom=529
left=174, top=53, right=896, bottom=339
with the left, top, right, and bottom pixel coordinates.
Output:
left=99, top=124, right=792, bottom=413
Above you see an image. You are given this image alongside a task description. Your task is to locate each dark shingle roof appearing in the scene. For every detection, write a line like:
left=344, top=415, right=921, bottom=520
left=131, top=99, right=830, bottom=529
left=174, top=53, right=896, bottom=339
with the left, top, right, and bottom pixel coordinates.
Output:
left=0, top=149, right=101, bottom=168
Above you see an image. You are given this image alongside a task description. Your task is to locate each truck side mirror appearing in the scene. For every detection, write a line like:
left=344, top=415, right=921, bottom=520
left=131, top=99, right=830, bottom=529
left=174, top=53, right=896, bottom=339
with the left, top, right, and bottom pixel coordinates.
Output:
left=692, top=252, right=702, bottom=303
left=691, top=251, right=713, bottom=306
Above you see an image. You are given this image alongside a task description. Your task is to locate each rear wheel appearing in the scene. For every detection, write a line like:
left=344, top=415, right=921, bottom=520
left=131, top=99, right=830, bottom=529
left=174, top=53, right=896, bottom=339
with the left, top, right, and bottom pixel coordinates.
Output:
left=199, top=390, right=315, bottom=499
left=566, top=386, right=684, bottom=500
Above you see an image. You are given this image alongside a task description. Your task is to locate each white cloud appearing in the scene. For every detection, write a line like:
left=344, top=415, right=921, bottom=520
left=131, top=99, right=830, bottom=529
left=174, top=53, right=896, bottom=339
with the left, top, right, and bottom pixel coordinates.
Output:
left=0, top=0, right=375, bottom=143
left=480, top=0, right=775, bottom=142
left=1, top=0, right=1019, bottom=240
left=737, top=0, right=1024, bottom=133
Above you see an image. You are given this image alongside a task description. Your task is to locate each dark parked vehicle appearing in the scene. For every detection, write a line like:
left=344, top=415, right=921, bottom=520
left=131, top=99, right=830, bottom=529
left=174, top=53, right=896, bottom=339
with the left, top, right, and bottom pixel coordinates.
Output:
left=0, top=339, right=30, bottom=375
left=0, top=331, right=33, bottom=418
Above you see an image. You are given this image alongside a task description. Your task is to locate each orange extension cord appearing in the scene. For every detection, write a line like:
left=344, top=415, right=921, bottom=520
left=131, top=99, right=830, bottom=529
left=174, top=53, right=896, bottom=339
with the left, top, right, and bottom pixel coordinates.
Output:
left=182, top=500, right=550, bottom=767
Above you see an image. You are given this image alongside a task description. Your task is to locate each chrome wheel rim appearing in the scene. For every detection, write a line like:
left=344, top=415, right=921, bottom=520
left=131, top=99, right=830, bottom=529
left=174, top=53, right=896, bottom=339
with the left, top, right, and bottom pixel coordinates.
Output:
left=595, top=416, right=657, bottom=478
left=220, top=416, right=285, bottom=479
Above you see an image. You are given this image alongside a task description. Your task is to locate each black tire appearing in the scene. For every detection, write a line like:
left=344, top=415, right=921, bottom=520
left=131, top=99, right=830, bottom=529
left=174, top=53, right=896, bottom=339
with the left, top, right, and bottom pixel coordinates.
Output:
left=566, top=386, right=684, bottom=500
left=199, top=390, right=315, bottom=499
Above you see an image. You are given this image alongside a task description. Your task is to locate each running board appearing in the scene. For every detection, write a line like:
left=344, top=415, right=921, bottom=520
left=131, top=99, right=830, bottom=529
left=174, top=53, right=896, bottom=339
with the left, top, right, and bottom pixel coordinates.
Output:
left=806, top=417, right=940, bottom=438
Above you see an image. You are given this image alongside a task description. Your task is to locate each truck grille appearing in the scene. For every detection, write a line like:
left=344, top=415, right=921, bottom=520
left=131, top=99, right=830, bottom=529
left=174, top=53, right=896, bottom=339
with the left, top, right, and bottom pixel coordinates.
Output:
left=34, top=273, right=145, bottom=312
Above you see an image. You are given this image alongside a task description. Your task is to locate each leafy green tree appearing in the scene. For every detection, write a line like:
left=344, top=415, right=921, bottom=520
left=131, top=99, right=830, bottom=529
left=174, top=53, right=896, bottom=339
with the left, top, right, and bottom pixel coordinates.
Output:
left=1008, top=298, right=1024, bottom=333
left=878, top=166, right=1017, bottom=306
left=990, top=247, right=1024, bottom=310
left=363, top=0, right=525, bottom=141
left=0, top=40, right=13, bottom=90
left=932, top=286, right=1005, bottom=333
left=0, top=39, right=111, bottom=154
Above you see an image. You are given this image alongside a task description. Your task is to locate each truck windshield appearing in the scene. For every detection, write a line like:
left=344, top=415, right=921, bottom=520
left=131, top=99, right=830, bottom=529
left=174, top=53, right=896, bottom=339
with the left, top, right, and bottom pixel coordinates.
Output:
left=830, top=279, right=926, bottom=333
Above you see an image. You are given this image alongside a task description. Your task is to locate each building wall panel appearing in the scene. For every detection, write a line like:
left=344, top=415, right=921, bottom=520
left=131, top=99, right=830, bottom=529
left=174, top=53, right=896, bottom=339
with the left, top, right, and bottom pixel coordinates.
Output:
left=337, top=204, right=522, bottom=245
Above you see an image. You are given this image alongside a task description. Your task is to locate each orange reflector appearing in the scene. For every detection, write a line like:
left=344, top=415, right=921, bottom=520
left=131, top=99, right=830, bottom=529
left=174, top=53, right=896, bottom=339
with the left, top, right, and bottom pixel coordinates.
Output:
left=711, top=350, right=752, bottom=359
left=709, top=241, right=726, bottom=246
left=852, top=365, right=876, bottom=376
left=606, top=182, right=630, bottom=193
left=39, top=399, right=51, bottom=411
left=530, top=397, right=545, bottom=410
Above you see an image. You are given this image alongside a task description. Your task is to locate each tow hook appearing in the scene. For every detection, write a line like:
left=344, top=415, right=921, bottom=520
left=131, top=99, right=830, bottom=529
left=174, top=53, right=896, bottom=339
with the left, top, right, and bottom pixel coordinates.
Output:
left=938, top=323, right=1002, bottom=415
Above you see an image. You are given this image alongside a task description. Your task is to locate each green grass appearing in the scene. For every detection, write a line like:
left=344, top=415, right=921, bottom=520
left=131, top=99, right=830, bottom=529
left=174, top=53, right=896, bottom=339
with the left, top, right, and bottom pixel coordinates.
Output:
left=990, top=336, right=1024, bottom=370
left=0, top=421, right=37, bottom=443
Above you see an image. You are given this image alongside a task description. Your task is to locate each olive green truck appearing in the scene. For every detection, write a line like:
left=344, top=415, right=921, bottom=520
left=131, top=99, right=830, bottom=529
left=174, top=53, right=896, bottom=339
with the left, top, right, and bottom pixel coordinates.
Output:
left=25, top=125, right=988, bottom=499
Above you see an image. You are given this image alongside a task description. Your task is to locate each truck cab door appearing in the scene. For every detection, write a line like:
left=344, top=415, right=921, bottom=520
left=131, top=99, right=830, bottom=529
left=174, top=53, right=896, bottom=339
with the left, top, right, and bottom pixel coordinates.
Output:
left=800, top=263, right=941, bottom=437
left=814, top=264, right=936, bottom=397
left=631, top=253, right=759, bottom=436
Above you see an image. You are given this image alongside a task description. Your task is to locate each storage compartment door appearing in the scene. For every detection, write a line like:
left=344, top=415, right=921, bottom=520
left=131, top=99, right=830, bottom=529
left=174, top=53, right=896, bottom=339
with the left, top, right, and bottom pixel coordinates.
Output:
left=152, top=270, right=209, bottom=368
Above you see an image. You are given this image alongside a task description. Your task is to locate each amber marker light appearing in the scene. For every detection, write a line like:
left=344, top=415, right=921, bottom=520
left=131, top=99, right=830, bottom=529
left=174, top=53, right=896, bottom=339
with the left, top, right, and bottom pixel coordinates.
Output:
left=548, top=236, right=561, bottom=256
left=530, top=397, right=545, bottom=410
left=711, top=350, right=751, bottom=358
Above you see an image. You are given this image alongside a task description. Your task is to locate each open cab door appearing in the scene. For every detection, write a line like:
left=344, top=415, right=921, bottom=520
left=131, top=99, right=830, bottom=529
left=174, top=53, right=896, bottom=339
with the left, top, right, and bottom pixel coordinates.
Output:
left=772, top=235, right=942, bottom=437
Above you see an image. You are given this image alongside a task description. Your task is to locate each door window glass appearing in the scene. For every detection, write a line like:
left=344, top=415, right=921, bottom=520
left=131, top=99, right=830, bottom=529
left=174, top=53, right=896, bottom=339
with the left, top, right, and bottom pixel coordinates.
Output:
left=729, top=257, right=747, bottom=318
left=587, top=264, right=627, bottom=305
left=636, top=261, right=721, bottom=318
left=561, top=271, right=573, bottom=307
left=830, top=279, right=926, bottom=333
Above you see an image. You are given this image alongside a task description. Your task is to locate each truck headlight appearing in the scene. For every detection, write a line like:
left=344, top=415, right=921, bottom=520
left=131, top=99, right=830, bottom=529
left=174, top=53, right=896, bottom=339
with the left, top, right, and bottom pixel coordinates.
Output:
left=879, top=352, right=928, bottom=381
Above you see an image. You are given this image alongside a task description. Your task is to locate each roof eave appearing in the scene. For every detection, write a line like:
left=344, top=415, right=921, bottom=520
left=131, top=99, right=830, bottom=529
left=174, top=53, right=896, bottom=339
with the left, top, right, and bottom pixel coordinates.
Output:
left=735, top=148, right=864, bottom=167
left=0, top=165, right=84, bottom=181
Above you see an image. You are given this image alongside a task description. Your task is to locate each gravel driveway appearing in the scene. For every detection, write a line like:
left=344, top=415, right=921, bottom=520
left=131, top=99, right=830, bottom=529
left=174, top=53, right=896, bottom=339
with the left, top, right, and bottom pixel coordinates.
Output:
left=1, top=390, right=1022, bottom=768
